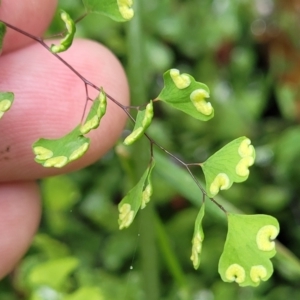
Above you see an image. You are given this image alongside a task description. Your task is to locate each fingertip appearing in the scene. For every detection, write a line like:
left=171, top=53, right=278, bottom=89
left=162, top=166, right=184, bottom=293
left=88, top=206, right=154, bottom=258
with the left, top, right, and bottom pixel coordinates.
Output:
left=0, top=0, right=58, bottom=53
left=0, top=39, right=129, bottom=180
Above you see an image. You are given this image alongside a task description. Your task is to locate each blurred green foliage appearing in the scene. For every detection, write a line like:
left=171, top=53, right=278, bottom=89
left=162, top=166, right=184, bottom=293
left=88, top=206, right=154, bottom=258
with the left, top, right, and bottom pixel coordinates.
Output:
left=2, top=0, right=300, bottom=299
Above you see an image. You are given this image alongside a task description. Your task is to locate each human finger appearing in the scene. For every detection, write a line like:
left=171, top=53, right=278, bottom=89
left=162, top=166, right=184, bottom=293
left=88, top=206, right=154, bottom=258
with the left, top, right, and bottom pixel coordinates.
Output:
left=0, top=0, right=57, bottom=53
left=0, top=39, right=129, bottom=181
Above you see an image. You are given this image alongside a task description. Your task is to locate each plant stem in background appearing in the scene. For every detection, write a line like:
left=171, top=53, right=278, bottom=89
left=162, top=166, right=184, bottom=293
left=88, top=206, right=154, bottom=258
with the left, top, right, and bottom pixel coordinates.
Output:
left=155, top=213, right=190, bottom=299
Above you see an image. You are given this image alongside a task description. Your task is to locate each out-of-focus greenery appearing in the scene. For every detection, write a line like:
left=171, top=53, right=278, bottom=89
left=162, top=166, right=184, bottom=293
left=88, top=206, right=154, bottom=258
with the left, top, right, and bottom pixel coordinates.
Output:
left=2, top=0, right=300, bottom=299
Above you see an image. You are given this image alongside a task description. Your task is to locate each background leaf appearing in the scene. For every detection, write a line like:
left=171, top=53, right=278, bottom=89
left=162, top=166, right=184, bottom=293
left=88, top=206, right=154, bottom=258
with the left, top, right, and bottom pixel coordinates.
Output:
left=64, top=287, right=104, bottom=300
left=82, top=0, right=134, bottom=22
left=28, top=257, right=79, bottom=290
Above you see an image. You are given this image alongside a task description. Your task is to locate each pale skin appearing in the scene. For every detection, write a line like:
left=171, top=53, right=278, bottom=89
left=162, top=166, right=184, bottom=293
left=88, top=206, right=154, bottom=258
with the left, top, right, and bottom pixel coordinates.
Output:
left=0, top=0, right=129, bottom=278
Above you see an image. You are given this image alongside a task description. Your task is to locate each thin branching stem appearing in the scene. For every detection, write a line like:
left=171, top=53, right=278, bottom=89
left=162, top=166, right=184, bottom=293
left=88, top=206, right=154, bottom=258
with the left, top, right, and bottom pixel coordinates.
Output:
left=74, top=12, right=88, bottom=24
left=2, top=21, right=128, bottom=111
left=143, top=133, right=227, bottom=212
left=81, top=82, right=90, bottom=123
left=44, top=12, right=88, bottom=39
left=1, top=19, right=227, bottom=214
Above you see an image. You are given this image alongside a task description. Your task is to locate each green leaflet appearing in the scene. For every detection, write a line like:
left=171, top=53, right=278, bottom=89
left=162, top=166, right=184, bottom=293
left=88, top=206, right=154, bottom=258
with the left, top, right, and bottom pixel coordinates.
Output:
left=123, top=101, right=153, bottom=145
left=219, top=213, right=279, bottom=287
left=118, top=159, right=155, bottom=229
left=32, top=90, right=107, bottom=168
left=201, top=136, right=255, bottom=198
left=0, top=22, right=6, bottom=55
left=33, top=126, right=90, bottom=168
left=50, top=10, right=76, bottom=53
left=141, top=159, right=155, bottom=209
left=190, top=203, right=205, bottom=269
left=0, top=92, right=14, bottom=120
left=80, top=89, right=107, bottom=134
left=82, top=0, right=134, bottom=22
left=157, top=69, right=213, bottom=121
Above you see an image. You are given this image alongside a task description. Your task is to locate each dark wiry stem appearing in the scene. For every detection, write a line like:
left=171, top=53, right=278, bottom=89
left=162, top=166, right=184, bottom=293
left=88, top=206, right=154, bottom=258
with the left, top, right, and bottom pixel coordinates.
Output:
left=143, top=133, right=227, bottom=213
left=80, top=82, right=90, bottom=124
left=1, top=19, right=227, bottom=214
left=44, top=12, right=88, bottom=39
left=74, top=12, right=88, bottom=24
left=2, top=20, right=128, bottom=111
